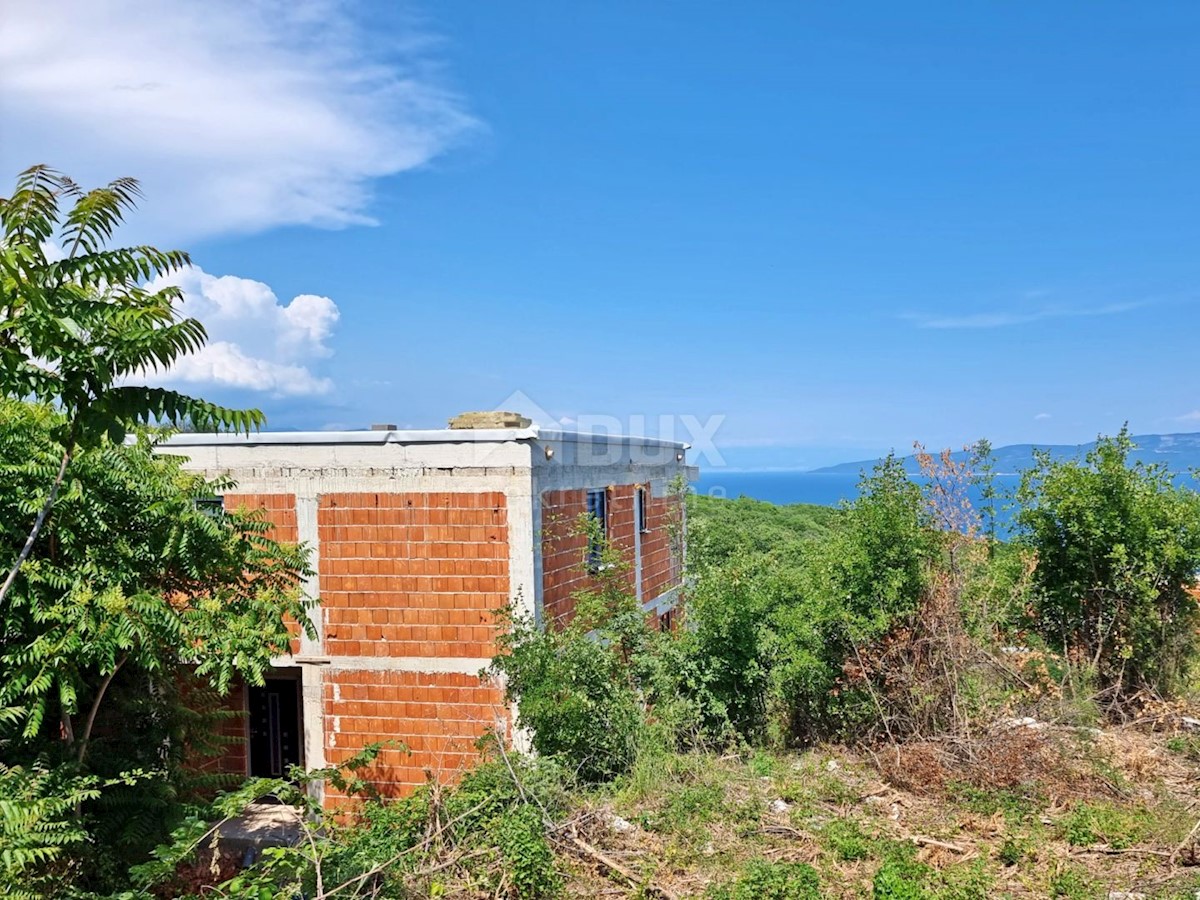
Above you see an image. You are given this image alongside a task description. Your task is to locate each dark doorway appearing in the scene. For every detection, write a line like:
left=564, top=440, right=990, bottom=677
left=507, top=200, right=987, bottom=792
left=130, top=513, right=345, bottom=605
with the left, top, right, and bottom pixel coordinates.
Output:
left=247, top=677, right=302, bottom=778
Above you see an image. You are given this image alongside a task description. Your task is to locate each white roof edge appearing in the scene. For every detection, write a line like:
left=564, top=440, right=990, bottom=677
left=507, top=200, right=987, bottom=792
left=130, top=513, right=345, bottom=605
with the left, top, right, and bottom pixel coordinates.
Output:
left=161, top=425, right=689, bottom=451
left=536, top=428, right=689, bottom=451
left=162, top=427, right=540, bottom=446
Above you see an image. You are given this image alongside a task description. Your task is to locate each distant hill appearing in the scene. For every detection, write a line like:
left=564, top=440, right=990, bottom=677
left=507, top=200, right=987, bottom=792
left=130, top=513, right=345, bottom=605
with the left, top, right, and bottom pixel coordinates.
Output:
left=809, top=433, right=1200, bottom=476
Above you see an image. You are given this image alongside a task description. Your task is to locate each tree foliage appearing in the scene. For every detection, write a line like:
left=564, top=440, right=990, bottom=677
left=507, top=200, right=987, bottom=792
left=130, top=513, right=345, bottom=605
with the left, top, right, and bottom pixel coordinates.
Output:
left=685, top=495, right=838, bottom=569
left=1016, top=427, right=1200, bottom=698
left=0, top=165, right=307, bottom=895
left=0, top=165, right=264, bottom=605
left=0, top=400, right=313, bottom=747
left=679, top=457, right=940, bottom=744
left=0, top=763, right=100, bottom=899
left=0, top=399, right=315, bottom=891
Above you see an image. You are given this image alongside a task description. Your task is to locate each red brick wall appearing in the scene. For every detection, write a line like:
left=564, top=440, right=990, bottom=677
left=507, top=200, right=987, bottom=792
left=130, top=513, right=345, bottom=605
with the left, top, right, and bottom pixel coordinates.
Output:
left=223, top=493, right=303, bottom=653
left=540, top=489, right=589, bottom=626
left=223, top=492, right=299, bottom=541
left=317, top=492, right=508, bottom=659
left=641, top=490, right=680, bottom=603
left=183, top=675, right=247, bottom=781
left=323, top=669, right=507, bottom=803
left=202, top=490, right=518, bottom=802
left=541, top=484, right=681, bottom=629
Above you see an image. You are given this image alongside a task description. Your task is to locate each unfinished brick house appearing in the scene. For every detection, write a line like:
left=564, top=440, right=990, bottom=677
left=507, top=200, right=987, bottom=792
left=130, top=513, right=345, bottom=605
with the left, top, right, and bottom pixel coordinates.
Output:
left=163, top=414, right=691, bottom=805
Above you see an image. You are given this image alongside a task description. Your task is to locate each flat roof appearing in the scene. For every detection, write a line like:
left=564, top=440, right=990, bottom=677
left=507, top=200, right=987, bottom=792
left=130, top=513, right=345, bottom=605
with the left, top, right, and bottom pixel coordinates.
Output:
left=162, top=425, right=690, bottom=451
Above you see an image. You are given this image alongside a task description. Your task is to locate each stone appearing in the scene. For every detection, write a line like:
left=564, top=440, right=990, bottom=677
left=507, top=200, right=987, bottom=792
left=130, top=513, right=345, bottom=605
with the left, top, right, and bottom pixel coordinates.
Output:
left=448, top=411, right=533, bottom=429
left=606, top=813, right=636, bottom=834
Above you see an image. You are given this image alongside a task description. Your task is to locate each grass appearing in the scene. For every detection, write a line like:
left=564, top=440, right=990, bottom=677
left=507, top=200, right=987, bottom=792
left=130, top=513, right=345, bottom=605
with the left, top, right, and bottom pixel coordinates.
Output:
left=1060, top=801, right=1151, bottom=849
left=1048, top=864, right=1098, bottom=899
left=947, top=782, right=1040, bottom=822
left=821, top=818, right=872, bottom=862
left=708, top=860, right=822, bottom=899
left=558, top=723, right=1200, bottom=899
left=1165, top=733, right=1200, bottom=762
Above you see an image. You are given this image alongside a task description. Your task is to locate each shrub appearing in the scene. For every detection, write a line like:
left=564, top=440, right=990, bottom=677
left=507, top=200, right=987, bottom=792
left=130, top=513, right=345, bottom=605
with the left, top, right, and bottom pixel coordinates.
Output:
left=676, top=456, right=940, bottom=747
left=489, top=607, right=645, bottom=782
left=1016, top=429, right=1200, bottom=700
left=489, top=804, right=561, bottom=898
left=871, top=847, right=931, bottom=900
left=489, top=511, right=671, bottom=783
left=709, top=860, right=821, bottom=900
left=822, top=817, right=872, bottom=861
left=667, top=551, right=786, bottom=742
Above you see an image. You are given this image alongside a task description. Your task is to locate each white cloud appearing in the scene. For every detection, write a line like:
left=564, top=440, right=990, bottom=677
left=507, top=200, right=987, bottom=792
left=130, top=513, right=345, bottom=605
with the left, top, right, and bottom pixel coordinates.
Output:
left=1176, top=410, right=1200, bottom=423
left=905, top=300, right=1146, bottom=330
left=1034, top=412, right=1052, bottom=421
left=168, top=342, right=333, bottom=396
left=0, top=0, right=476, bottom=240
left=144, top=265, right=339, bottom=396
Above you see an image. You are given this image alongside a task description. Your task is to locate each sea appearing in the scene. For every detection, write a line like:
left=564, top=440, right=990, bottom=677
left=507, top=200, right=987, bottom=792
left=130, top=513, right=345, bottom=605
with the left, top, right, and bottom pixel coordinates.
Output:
left=691, top=469, right=1198, bottom=508
left=692, top=470, right=864, bottom=507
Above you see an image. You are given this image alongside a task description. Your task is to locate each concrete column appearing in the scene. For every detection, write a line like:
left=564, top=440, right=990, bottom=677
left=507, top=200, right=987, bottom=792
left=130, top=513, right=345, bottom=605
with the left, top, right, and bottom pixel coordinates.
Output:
left=293, top=493, right=327, bottom=801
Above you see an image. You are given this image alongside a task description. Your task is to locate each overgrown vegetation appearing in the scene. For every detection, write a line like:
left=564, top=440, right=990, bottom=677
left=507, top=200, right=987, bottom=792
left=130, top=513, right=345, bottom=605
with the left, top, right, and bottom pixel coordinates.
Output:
left=0, top=400, right=315, bottom=893
left=0, top=167, right=312, bottom=896
left=24, top=426, right=1195, bottom=898
left=463, top=430, right=1198, bottom=897
left=1017, top=431, right=1200, bottom=700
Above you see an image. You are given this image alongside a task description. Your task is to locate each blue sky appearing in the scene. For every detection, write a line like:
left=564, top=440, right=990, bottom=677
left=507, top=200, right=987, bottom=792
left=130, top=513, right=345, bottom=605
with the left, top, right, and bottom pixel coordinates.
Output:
left=3, top=1, right=1198, bottom=468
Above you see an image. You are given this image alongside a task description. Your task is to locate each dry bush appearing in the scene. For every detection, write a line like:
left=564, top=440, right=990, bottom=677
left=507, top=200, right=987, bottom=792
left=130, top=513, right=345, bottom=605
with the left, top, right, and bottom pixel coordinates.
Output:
left=880, top=727, right=1103, bottom=804
left=838, top=443, right=1023, bottom=744
left=1113, top=690, right=1200, bottom=732
left=877, top=741, right=952, bottom=794
left=842, top=568, right=1002, bottom=743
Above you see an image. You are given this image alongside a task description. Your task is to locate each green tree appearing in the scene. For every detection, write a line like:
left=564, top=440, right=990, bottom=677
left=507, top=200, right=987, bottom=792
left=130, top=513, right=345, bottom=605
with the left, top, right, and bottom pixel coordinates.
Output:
left=0, top=166, right=262, bottom=606
left=0, top=399, right=314, bottom=890
left=0, top=763, right=101, bottom=899
left=685, top=494, right=838, bottom=571
left=770, top=455, right=936, bottom=739
left=1016, top=428, right=1200, bottom=698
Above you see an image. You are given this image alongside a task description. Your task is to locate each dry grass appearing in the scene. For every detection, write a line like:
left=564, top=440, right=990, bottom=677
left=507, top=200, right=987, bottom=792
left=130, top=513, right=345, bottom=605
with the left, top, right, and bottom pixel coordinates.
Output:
left=879, top=726, right=1107, bottom=804
left=550, top=724, right=1200, bottom=899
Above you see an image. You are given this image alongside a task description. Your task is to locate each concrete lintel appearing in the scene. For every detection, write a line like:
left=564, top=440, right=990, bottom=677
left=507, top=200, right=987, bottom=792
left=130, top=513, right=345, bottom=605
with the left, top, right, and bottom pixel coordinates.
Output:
left=642, top=585, right=682, bottom=617
left=324, top=656, right=495, bottom=676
